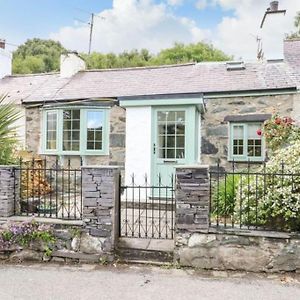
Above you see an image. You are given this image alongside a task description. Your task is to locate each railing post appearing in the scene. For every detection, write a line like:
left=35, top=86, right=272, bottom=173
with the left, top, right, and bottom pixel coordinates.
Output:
left=0, top=165, right=20, bottom=217
left=81, top=166, right=120, bottom=252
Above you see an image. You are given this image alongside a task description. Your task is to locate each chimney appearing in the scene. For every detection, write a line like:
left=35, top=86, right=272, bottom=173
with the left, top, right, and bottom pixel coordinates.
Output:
left=60, top=52, right=86, bottom=78
left=260, top=1, right=286, bottom=60
left=269, top=1, right=279, bottom=11
left=0, top=39, right=6, bottom=49
left=0, top=39, right=12, bottom=79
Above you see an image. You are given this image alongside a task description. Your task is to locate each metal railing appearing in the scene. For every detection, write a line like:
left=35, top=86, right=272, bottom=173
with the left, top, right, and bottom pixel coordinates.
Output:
left=119, top=174, right=175, bottom=239
left=15, top=158, right=82, bottom=220
left=209, top=161, right=300, bottom=232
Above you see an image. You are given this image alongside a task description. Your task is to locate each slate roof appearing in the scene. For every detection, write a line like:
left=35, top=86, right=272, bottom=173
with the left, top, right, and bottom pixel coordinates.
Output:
left=0, top=40, right=299, bottom=104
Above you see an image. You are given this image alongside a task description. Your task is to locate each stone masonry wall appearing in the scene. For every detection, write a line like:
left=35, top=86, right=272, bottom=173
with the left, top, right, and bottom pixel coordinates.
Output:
left=82, top=166, right=120, bottom=253
left=175, top=166, right=210, bottom=262
left=0, top=166, right=19, bottom=217
left=201, top=94, right=295, bottom=167
left=177, top=231, right=300, bottom=273
left=25, top=104, right=126, bottom=168
left=175, top=165, right=300, bottom=273
left=0, top=224, right=116, bottom=263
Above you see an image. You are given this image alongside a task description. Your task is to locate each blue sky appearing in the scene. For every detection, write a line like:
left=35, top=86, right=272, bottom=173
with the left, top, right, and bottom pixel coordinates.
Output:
left=0, top=0, right=299, bottom=59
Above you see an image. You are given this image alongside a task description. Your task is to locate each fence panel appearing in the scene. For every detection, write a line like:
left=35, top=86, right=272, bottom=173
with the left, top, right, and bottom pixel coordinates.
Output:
left=209, top=161, right=300, bottom=232
left=15, top=158, right=82, bottom=220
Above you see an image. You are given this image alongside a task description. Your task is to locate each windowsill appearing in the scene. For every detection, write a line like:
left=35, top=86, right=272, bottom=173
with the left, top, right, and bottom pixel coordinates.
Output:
left=40, top=151, right=109, bottom=156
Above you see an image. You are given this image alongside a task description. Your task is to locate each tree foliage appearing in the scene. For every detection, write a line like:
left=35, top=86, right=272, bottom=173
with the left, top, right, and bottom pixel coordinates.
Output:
left=12, top=38, right=67, bottom=74
left=13, top=39, right=231, bottom=74
left=287, top=11, right=300, bottom=39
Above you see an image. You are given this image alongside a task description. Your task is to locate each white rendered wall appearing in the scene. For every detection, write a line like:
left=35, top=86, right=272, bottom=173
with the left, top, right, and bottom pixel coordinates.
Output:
left=125, top=106, right=152, bottom=187
left=0, top=49, right=12, bottom=79
left=260, top=13, right=285, bottom=60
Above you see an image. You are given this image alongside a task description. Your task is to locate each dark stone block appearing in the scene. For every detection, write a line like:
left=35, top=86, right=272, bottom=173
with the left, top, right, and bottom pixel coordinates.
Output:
left=110, top=134, right=125, bottom=147
left=201, top=138, right=218, bottom=155
left=207, top=126, right=227, bottom=137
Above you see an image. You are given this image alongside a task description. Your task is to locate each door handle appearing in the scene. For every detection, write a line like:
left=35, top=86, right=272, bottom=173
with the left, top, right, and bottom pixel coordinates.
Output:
left=153, top=143, right=156, bottom=154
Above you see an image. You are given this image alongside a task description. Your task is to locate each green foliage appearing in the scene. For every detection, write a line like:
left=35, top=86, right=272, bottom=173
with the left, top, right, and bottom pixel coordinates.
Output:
left=13, top=40, right=231, bottom=74
left=236, top=141, right=300, bottom=231
left=152, top=42, right=231, bottom=65
left=0, top=94, right=20, bottom=164
left=12, top=38, right=67, bottom=74
left=212, top=174, right=240, bottom=218
left=261, top=114, right=300, bottom=152
left=287, top=11, right=300, bottom=39
left=0, top=220, right=55, bottom=252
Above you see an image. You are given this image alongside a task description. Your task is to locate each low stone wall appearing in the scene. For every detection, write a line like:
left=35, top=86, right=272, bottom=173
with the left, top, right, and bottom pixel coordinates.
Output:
left=174, top=166, right=300, bottom=273
left=176, top=230, right=300, bottom=273
left=0, top=224, right=114, bottom=263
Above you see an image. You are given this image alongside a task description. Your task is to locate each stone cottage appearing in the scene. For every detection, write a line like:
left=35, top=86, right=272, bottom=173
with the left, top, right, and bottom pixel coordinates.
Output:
left=0, top=40, right=300, bottom=186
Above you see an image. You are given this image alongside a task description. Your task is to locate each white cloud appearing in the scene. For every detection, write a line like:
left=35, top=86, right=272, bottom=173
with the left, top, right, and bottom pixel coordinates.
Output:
left=195, top=0, right=208, bottom=10
left=50, top=0, right=209, bottom=54
left=213, top=0, right=300, bottom=60
left=50, top=0, right=300, bottom=60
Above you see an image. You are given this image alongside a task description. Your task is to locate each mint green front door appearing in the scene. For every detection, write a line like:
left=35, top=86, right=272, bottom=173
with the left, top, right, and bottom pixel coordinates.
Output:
left=152, top=106, right=198, bottom=188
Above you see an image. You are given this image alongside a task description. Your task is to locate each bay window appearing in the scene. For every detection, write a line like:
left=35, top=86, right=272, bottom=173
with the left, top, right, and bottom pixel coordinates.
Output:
left=42, top=108, right=109, bottom=155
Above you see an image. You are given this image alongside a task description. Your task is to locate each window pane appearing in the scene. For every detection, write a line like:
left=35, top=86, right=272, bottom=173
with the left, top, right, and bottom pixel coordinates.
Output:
left=86, top=111, right=104, bottom=150
left=233, top=125, right=244, bottom=139
left=248, top=124, right=261, bottom=139
left=157, top=110, right=185, bottom=159
left=63, top=109, right=80, bottom=151
left=46, top=111, right=57, bottom=150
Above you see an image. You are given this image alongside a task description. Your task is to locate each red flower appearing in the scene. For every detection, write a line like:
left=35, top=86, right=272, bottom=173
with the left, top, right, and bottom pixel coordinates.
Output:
left=257, top=129, right=262, bottom=136
left=275, top=117, right=281, bottom=125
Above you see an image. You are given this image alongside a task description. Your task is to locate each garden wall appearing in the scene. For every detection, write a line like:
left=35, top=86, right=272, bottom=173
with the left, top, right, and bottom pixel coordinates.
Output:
left=0, top=165, right=120, bottom=264
left=175, top=165, right=300, bottom=273
left=0, top=224, right=115, bottom=263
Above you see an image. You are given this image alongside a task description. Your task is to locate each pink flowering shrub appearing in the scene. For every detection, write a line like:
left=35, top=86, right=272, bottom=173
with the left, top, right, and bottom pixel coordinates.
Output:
left=261, top=114, right=300, bottom=152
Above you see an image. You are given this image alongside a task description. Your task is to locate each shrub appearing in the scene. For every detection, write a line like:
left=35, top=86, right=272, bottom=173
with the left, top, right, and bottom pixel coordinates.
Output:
left=236, top=140, right=300, bottom=231
left=0, top=94, right=20, bottom=165
left=261, top=113, right=300, bottom=152
left=212, top=174, right=240, bottom=219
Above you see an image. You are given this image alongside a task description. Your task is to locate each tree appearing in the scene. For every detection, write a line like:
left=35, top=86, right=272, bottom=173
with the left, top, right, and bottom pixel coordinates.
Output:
left=0, top=95, right=20, bottom=164
left=12, top=39, right=231, bottom=74
left=12, top=39, right=67, bottom=74
left=287, top=12, right=300, bottom=39
left=151, top=42, right=231, bottom=65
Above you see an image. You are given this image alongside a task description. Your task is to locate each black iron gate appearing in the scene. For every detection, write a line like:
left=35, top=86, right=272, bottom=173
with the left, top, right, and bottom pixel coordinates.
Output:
left=119, top=174, right=175, bottom=239
left=15, top=158, right=82, bottom=220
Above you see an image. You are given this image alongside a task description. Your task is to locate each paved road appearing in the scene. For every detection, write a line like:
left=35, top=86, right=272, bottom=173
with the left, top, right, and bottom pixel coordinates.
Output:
left=0, top=264, right=299, bottom=300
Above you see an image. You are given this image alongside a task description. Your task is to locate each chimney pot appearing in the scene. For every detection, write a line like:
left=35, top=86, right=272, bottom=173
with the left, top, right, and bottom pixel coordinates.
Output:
left=0, top=39, right=6, bottom=49
left=270, top=1, right=279, bottom=12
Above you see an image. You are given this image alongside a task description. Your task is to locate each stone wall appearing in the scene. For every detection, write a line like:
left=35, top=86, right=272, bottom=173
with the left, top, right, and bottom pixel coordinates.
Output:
left=25, top=104, right=126, bottom=168
left=0, top=166, right=19, bottom=217
left=0, top=224, right=115, bottom=263
left=201, top=94, right=295, bottom=167
left=176, top=231, right=300, bottom=273
left=82, top=166, right=120, bottom=252
left=174, top=165, right=300, bottom=273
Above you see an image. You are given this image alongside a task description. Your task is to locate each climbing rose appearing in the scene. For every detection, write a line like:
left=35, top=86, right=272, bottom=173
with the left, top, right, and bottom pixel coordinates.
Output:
left=275, top=117, right=282, bottom=125
left=257, top=129, right=262, bottom=136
